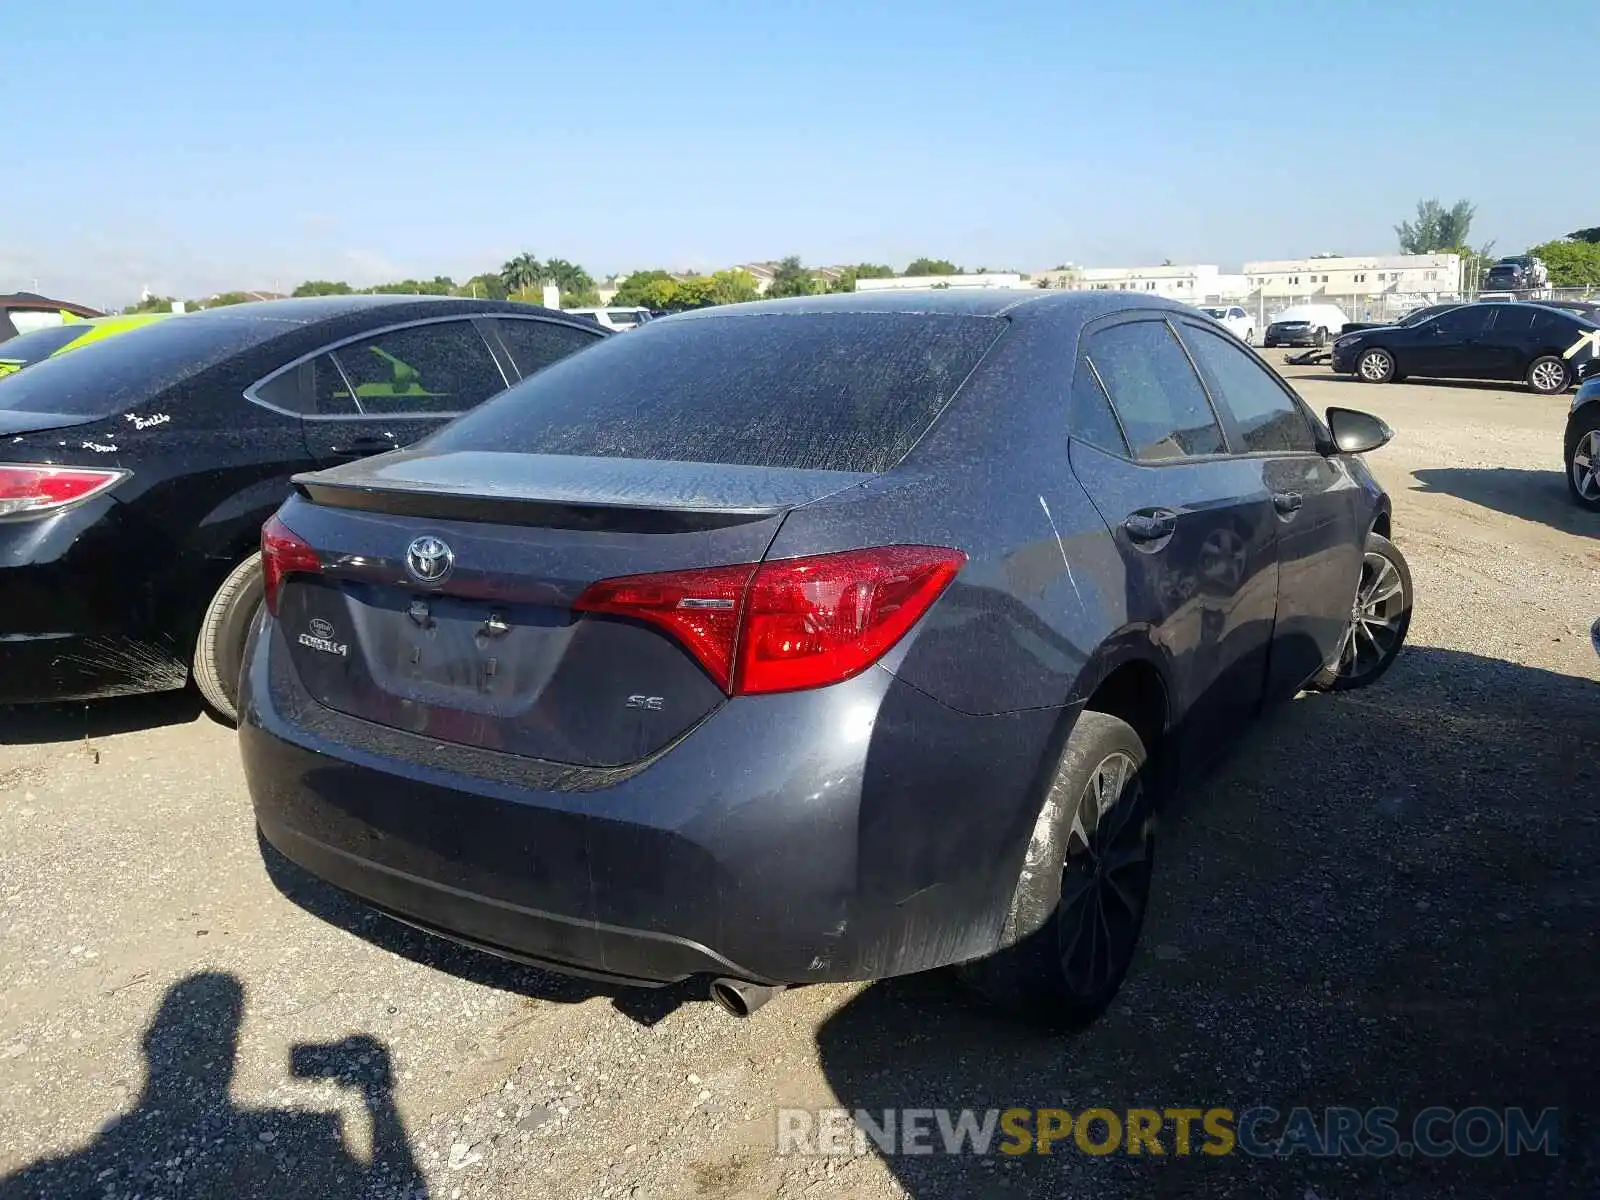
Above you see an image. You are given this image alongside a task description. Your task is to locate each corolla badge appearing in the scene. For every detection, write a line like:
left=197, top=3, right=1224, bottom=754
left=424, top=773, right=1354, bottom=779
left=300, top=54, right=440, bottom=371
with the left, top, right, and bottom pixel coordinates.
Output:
left=297, top=617, right=348, bottom=658
left=405, top=536, right=454, bottom=584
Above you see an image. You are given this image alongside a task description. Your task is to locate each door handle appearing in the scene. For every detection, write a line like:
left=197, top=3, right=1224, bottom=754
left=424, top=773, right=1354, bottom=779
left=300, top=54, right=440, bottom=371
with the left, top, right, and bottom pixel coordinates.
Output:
left=1272, top=491, right=1304, bottom=515
left=1123, top=509, right=1177, bottom=543
left=328, top=437, right=397, bottom=459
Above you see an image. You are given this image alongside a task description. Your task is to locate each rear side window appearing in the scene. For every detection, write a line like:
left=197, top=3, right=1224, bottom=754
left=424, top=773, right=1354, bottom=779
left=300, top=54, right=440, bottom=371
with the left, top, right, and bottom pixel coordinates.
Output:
left=1085, top=320, right=1225, bottom=462
left=328, top=321, right=507, bottom=416
left=423, top=313, right=1005, bottom=473
left=494, top=318, right=603, bottom=379
left=1069, top=360, right=1129, bottom=455
left=1180, top=325, right=1316, bottom=453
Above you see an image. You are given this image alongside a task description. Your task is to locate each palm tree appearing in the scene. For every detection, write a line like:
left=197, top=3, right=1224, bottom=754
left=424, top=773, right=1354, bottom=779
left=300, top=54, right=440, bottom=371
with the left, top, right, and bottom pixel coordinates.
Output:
left=500, top=252, right=542, bottom=298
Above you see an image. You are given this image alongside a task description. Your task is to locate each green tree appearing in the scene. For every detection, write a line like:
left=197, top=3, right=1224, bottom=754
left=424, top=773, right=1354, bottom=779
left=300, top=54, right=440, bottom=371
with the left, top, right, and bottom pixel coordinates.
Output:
left=852, top=263, right=895, bottom=279
left=291, top=280, right=353, bottom=297
left=610, top=270, right=679, bottom=308
left=456, top=273, right=508, bottom=300
left=125, top=294, right=178, bottom=313
left=1395, top=199, right=1476, bottom=254
left=1530, top=239, right=1600, bottom=287
left=203, top=292, right=257, bottom=307
left=765, top=255, right=817, bottom=299
left=904, top=257, right=959, bottom=277
left=500, top=252, right=543, bottom=298
left=1568, top=228, right=1600, bottom=245
left=703, top=269, right=760, bottom=306
left=669, top=276, right=716, bottom=310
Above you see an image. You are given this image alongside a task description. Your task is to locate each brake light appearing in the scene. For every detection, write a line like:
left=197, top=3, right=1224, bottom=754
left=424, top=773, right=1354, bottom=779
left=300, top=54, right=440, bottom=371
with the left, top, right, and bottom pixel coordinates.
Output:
left=573, top=545, right=966, bottom=695
left=261, top=515, right=321, bottom=616
left=0, top=463, right=126, bottom=519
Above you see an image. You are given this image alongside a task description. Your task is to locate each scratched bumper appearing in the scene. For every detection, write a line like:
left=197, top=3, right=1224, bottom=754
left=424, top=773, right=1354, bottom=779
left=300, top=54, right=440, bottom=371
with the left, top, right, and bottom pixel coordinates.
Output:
left=0, top=632, right=189, bottom=704
left=240, top=613, right=1056, bottom=986
left=0, top=499, right=193, bottom=704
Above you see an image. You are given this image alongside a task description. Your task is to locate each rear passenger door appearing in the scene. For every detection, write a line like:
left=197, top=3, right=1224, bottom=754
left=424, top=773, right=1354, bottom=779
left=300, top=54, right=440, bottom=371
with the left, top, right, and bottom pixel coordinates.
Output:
left=1067, top=315, right=1280, bottom=770
left=1174, top=320, right=1363, bottom=698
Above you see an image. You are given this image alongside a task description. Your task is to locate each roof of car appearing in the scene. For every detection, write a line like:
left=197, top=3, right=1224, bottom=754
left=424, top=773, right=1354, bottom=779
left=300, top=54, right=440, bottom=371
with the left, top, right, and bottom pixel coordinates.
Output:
left=662, top=288, right=1196, bottom=325
left=163, top=294, right=555, bottom=327
left=0, top=292, right=102, bottom=315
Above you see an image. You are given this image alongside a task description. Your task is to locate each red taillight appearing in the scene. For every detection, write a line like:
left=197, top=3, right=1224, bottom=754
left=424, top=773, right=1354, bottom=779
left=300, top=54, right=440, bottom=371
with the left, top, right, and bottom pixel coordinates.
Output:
left=573, top=545, right=966, bottom=696
left=260, top=515, right=321, bottom=616
left=0, top=463, right=126, bottom=519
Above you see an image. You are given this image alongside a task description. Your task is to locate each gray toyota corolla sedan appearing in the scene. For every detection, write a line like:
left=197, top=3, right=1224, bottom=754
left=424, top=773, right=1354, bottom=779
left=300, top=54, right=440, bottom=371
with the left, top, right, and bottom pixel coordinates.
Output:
left=239, top=290, right=1412, bottom=1029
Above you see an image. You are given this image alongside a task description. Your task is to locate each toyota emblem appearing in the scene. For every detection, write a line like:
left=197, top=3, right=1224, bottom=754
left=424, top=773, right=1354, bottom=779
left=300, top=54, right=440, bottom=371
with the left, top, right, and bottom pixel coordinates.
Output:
left=405, top=536, right=454, bottom=584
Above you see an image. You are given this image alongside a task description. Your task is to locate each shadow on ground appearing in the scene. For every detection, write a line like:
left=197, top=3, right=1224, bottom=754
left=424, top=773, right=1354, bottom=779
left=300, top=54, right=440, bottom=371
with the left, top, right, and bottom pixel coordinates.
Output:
left=1411, top=467, right=1595, bottom=539
left=0, top=972, right=427, bottom=1200
left=0, top=689, right=210, bottom=745
left=814, top=646, right=1599, bottom=1197
left=258, top=835, right=697, bottom=1027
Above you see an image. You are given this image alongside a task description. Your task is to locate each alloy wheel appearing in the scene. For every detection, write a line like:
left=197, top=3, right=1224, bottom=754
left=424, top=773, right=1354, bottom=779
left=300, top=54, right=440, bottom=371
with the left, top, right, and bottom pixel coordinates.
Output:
left=1331, top=550, right=1407, bottom=682
left=1056, top=751, right=1152, bottom=998
left=1574, top=432, right=1600, bottom=502
left=1359, top=351, right=1392, bottom=382
left=1531, top=360, right=1568, bottom=393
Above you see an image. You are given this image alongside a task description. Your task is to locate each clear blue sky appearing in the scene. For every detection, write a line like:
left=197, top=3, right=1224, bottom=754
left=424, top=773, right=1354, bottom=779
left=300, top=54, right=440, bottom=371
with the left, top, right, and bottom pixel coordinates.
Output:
left=3, top=0, right=1592, bottom=306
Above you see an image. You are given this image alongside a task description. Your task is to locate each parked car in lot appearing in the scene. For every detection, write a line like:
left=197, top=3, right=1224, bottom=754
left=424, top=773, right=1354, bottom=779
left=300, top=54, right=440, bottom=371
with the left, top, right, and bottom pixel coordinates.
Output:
left=241, top=290, right=1411, bottom=1030
left=0, top=295, right=605, bottom=719
left=1263, top=303, right=1351, bottom=348
left=1532, top=298, right=1600, bottom=323
left=1564, top=371, right=1600, bottom=509
left=0, top=312, right=171, bottom=378
left=1198, top=304, right=1254, bottom=344
left=0, top=291, right=102, bottom=343
left=566, top=306, right=654, bottom=331
left=1339, top=302, right=1460, bottom=335
left=1481, top=255, right=1548, bottom=293
left=1332, top=302, right=1596, bottom=394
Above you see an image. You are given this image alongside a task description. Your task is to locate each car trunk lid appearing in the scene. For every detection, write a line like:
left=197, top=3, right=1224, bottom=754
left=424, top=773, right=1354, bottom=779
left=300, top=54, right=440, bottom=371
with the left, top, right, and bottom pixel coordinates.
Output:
left=272, top=452, right=873, bottom=766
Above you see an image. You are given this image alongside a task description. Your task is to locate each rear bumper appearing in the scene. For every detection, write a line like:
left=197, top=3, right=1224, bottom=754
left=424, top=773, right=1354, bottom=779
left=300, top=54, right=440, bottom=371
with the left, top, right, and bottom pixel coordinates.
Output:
left=241, top=618, right=1064, bottom=986
left=0, top=502, right=190, bottom=703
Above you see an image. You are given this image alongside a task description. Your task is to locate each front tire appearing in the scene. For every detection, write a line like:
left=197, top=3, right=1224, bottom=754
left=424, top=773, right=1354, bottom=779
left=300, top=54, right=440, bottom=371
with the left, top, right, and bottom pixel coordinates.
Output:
left=1527, top=355, right=1570, bottom=396
left=959, top=711, right=1156, bottom=1030
left=1357, top=348, right=1395, bottom=384
left=193, top=553, right=265, bottom=724
left=1566, top=413, right=1600, bottom=510
left=1310, top=532, right=1411, bottom=692
left=1314, top=327, right=1328, bottom=347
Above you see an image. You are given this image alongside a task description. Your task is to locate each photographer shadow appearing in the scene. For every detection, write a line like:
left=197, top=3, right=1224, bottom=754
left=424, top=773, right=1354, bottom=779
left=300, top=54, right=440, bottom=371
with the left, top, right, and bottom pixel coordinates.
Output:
left=0, top=971, right=427, bottom=1200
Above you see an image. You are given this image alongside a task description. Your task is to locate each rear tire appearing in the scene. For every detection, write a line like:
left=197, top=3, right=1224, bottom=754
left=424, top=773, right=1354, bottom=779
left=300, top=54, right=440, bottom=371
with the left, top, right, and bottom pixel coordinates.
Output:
left=1309, top=532, right=1411, bottom=692
left=1314, top=327, right=1328, bottom=347
left=958, top=711, right=1156, bottom=1031
left=193, top=553, right=265, bottom=725
left=1527, top=355, right=1570, bottom=396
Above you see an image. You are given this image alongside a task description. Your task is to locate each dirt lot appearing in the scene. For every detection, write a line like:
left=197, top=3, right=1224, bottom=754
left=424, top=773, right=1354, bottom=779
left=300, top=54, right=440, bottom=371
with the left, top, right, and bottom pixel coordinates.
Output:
left=1, top=365, right=1596, bottom=1199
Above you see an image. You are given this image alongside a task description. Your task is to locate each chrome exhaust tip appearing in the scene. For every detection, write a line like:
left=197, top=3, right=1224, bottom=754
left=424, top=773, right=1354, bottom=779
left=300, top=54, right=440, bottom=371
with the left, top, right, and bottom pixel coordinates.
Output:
left=708, top=977, right=784, bottom=1018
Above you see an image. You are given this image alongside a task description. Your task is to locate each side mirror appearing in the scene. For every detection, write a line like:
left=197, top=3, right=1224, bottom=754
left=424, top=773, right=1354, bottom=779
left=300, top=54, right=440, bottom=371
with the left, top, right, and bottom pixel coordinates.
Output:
left=1325, top=407, right=1394, bottom=454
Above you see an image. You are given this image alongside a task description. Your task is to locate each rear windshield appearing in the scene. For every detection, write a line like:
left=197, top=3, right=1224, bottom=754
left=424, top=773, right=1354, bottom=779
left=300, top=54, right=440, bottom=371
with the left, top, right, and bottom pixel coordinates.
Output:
left=422, top=312, right=1005, bottom=473
left=0, top=315, right=275, bottom=417
left=0, top=323, right=90, bottom=367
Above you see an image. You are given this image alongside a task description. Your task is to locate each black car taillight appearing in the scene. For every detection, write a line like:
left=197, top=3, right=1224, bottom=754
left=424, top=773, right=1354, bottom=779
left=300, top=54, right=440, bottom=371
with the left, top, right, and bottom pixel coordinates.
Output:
left=261, top=515, right=321, bottom=616
left=0, top=463, right=127, bottom=520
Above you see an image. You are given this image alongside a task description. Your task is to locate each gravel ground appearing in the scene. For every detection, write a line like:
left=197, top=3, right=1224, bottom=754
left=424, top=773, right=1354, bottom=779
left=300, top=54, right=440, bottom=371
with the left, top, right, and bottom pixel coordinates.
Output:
left=1, top=367, right=1596, bottom=1199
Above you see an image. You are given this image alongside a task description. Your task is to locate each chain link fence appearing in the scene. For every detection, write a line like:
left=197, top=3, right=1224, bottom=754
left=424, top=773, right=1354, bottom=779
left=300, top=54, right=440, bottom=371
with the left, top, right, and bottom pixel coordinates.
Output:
left=1234, top=286, right=1600, bottom=333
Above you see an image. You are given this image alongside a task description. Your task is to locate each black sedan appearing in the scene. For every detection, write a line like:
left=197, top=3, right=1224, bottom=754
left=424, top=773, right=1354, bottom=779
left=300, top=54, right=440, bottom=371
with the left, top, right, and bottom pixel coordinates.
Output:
left=0, top=295, right=605, bottom=719
left=1331, top=302, right=1597, bottom=394
left=1339, top=302, right=1460, bottom=335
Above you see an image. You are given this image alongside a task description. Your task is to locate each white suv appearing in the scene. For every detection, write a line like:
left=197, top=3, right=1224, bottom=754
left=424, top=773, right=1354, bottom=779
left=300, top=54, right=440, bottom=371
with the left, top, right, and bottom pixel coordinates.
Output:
left=1199, top=305, right=1254, bottom=345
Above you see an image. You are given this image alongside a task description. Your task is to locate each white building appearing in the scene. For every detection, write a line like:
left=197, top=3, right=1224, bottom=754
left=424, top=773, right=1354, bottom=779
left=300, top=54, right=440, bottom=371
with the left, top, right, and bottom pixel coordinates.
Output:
left=855, top=273, right=1035, bottom=292
left=1243, top=253, right=1461, bottom=301
left=1055, top=264, right=1250, bottom=303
